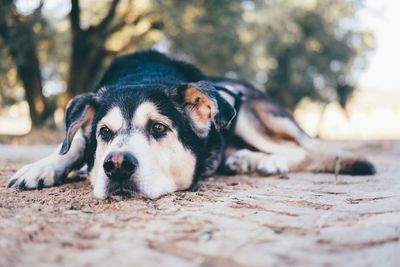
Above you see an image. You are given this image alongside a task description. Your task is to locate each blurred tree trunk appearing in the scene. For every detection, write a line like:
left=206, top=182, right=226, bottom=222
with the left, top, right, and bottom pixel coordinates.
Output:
left=67, top=33, right=107, bottom=97
left=66, top=0, right=161, bottom=102
left=0, top=1, right=53, bottom=127
left=66, top=0, right=120, bottom=100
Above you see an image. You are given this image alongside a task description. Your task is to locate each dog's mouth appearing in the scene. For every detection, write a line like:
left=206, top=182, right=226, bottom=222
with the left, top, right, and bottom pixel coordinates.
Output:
left=112, top=188, right=132, bottom=196
left=107, top=181, right=137, bottom=199
left=108, top=187, right=136, bottom=200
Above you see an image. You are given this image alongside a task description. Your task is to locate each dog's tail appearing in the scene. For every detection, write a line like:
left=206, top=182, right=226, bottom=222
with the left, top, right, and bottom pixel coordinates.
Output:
left=296, top=137, right=376, bottom=175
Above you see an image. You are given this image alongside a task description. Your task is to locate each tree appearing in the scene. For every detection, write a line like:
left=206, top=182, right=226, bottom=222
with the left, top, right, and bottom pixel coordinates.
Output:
left=159, top=0, right=375, bottom=110
left=262, top=1, right=374, bottom=109
left=0, top=0, right=162, bottom=126
left=66, top=0, right=162, bottom=100
left=0, top=0, right=54, bottom=126
left=155, top=0, right=244, bottom=75
left=0, top=0, right=374, bottom=129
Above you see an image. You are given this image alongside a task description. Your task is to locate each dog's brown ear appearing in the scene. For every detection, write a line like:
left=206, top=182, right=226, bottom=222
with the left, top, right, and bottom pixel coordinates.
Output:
left=178, top=81, right=236, bottom=137
left=60, top=93, right=97, bottom=155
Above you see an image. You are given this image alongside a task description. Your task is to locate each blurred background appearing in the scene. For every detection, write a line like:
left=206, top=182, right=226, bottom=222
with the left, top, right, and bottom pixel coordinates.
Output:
left=0, top=0, right=399, bottom=144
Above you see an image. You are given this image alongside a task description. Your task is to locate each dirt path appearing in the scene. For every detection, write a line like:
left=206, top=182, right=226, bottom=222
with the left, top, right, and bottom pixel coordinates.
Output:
left=0, top=141, right=399, bottom=267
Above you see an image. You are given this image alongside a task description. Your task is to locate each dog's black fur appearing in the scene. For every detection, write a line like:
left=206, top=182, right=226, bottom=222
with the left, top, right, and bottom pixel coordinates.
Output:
left=8, top=50, right=375, bottom=198
left=63, top=50, right=235, bottom=189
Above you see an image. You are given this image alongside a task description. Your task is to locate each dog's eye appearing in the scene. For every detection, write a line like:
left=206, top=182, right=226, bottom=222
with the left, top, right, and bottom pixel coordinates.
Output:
left=151, top=122, right=168, bottom=136
left=99, top=126, right=113, bottom=141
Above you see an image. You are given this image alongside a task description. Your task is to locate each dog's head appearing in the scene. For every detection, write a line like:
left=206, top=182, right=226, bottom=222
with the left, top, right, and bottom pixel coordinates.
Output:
left=60, top=81, right=235, bottom=199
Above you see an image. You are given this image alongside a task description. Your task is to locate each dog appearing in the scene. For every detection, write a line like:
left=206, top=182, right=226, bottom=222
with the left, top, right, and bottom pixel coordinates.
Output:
left=7, top=50, right=375, bottom=199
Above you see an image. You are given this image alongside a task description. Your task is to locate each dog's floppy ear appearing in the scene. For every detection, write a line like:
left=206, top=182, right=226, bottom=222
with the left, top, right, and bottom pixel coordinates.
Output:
left=60, top=93, right=97, bottom=155
left=178, top=81, right=236, bottom=137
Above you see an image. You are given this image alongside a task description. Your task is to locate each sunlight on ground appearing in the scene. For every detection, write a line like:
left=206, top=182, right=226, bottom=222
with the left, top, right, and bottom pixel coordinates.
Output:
left=0, top=101, right=31, bottom=135
left=295, top=89, right=400, bottom=139
left=0, top=89, right=399, bottom=140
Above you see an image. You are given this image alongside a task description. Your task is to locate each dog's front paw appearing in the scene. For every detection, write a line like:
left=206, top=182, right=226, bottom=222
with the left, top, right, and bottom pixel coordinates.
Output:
left=225, top=149, right=257, bottom=174
left=8, top=158, right=65, bottom=190
left=257, top=155, right=289, bottom=175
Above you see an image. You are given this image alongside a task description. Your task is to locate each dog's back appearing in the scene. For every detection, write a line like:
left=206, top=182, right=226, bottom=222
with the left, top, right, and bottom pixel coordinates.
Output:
left=98, top=50, right=205, bottom=88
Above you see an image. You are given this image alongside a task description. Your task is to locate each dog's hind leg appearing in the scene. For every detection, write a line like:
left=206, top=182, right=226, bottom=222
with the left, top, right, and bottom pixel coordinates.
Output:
left=214, top=77, right=375, bottom=175
left=231, top=107, right=375, bottom=175
left=225, top=147, right=306, bottom=175
left=7, top=130, right=87, bottom=190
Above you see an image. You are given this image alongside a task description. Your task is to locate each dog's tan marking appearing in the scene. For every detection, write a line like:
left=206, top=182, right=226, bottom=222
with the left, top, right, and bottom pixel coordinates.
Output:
left=132, top=102, right=196, bottom=189
left=184, top=85, right=218, bottom=137
left=185, top=85, right=215, bottom=124
left=67, top=106, right=95, bottom=145
left=100, top=107, right=124, bottom=132
left=252, top=100, right=305, bottom=144
left=149, top=131, right=196, bottom=189
left=133, top=102, right=173, bottom=129
left=168, top=146, right=196, bottom=189
left=170, top=165, right=182, bottom=182
left=90, top=107, right=124, bottom=189
left=235, top=111, right=300, bottom=155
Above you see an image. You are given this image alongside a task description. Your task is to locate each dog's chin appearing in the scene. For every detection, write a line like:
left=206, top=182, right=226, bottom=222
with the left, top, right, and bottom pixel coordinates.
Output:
left=106, top=180, right=138, bottom=200
left=108, top=188, right=135, bottom=200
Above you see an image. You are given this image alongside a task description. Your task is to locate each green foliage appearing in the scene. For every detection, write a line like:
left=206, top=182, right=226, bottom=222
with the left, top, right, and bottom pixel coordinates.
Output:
left=0, top=0, right=375, bottom=119
left=155, top=0, right=244, bottom=74
left=159, top=0, right=375, bottom=110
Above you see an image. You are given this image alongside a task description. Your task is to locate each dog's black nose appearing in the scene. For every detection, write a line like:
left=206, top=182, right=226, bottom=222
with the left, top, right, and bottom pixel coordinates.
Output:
left=103, top=152, right=138, bottom=181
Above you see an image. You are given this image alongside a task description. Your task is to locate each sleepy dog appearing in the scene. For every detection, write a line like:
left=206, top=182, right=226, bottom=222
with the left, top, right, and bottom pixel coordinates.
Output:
left=8, top=50, right=375, bottom=199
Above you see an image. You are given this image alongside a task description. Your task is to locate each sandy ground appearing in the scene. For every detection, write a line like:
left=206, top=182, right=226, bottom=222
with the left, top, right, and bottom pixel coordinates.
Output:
left=0, top=141, right=399, bottom=267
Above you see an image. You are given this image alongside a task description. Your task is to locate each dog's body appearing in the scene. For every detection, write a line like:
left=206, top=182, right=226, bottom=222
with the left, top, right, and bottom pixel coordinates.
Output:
left=8, top=51, right=375, bottom=199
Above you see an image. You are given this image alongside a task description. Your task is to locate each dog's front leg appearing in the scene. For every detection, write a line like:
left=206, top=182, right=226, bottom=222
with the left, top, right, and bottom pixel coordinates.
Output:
left=8, top=129, right=87, bottom=190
